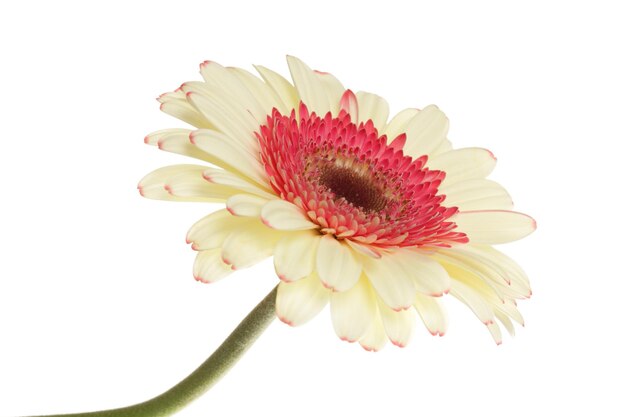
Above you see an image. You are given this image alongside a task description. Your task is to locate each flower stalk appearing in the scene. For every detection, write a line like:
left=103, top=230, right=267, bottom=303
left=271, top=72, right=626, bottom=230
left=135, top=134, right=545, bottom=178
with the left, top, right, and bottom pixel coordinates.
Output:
left=23, top=285, right=278, bottom=417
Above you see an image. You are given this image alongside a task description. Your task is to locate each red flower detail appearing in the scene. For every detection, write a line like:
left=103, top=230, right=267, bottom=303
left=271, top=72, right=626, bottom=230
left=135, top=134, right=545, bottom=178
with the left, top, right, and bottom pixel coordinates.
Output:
left=257, top=102, right=468, bottom=249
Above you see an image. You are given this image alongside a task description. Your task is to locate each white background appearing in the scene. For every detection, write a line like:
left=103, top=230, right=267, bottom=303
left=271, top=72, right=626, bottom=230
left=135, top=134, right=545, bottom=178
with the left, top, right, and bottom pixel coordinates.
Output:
left=1, top=1, right=624, bottom=416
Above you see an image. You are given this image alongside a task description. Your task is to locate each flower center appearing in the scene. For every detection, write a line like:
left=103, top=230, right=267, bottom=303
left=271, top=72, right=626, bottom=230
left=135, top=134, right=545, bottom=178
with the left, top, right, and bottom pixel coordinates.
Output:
left=256, top=102, right=468, bottom=250
left=317, top=162, right=388, bottom=213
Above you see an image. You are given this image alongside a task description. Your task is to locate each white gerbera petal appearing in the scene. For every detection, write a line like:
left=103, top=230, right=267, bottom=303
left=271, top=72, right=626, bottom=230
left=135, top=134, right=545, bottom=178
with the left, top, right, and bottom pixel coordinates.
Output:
left=355, top=91, right=389, bottom=128
left=261, top=200, right=318, bottom=231
left=273, top=231, right=320, bottom=282
left=186, top=209, right=256, bottom=251
left=361, top=250, right=418, bottom=311
left=286, top=55, right=331, bottom=115
left=453, top=210, right=537, bottom=244
left=138, top=165, right=236, bottom=202
left=441, top=179, right=513, bottom=211
left=449, top=280, right=495, bottom=325
left=220, top=220, right=283, bottom=270
left=315, top=70, right=345, bottom=115
left=316, top=235, right=361, bottom=291
left=414, top=293, right=448, bottom=336
left=158, top=91, right=213, bottom=128
left=276, top=272, right=329, bottom=326
left=378, top=299, right=416, bottom=347
left=428, top=148, right=497, bottom=185
left=402, top=105, right=449, bottom=158
left=330, top=275, right=376, bottom=343
left=358, top=311, right=388, bottom=352
left=382, top=108, right=420, bottom=141
left=225, top=194, right=269, bottom=217
left=198, top=60, right=266, bottom=120
left=203, top=167, right=274, bottom=199
left=254, top=64, right=299, bottom=113
left=193, top=249, right=233, bottom=283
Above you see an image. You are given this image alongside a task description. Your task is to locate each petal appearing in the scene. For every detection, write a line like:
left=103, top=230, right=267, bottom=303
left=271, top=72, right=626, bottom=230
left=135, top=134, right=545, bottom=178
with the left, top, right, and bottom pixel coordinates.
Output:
left=487, top=322, right=503, bottom=345
left=316, top=235, right=362, bottom=291
left=198, top=60, right=266, bottom=120
left=158, top=91, right=212, bottom=128
left=359, top=311, right=388, bottom=352
left=453, top=210, right=536, bottom=244
left=355, top=91, right=389, bottom=128
left=402, top=105, right=449, bottom=158
left=382, top=108, right=420, bottom=141
left=276, top=272, right=329, bottom=326
left=226, top=194, right=269, bottom=217
left=186, top=209, right=256, bottom=251
left=286, top=55, right=331, bottom=115
left=273, top=231, right=320, bottom=282
left=361, top=250, right=417, bottom=311
left=339, top=89, right=358, bottom=120
left=330, top=275, right=377, bottom=342
left=402, top=252, right=452, bottom=297
left=428, top=148, right=497, bottom=186
left=261, top=199, right=318, bottom=230
left=203, top=167, right=274, bottom=199
left=449, top=279, right=495, bottom=325
left=414, top=293, right=448, bottom=336
left=220, top=220, right=283, bottom=270
left=193, top=249, right=234, bottom=283
left=315, top=70, right=345, bottom=115
left=138, top=165, right=235, bottom=202
left=228, top=67, right=283, bottom=116
left=190, top=129, right=269, bottom=187
left=378, top=299, right=416, bottom=347
left=185, top=90, right=259, bottom=147
left=254, top=64, right=299, bottom=113
left=440, top=179, right=513, bottom=211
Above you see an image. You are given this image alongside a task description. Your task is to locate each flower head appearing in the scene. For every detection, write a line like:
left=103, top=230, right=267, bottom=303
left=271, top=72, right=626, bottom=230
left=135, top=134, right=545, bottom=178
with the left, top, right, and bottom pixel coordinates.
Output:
left=139, top=56, right=536, bottom=350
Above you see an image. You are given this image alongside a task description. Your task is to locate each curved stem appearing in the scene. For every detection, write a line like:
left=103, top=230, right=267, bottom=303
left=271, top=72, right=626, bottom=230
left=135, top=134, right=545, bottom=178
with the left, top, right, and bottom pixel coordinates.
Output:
left=25, top=285, right=278, bottom=417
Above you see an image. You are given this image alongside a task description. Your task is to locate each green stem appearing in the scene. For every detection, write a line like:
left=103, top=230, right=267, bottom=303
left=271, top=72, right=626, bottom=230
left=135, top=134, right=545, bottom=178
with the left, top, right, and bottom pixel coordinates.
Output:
left=25, top=285, right=278, bottom=417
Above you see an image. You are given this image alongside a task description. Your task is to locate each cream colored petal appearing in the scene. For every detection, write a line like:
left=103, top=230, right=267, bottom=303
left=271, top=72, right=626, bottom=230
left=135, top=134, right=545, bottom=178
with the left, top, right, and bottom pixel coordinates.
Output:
left=185, top=90, right=259, bottom=147
left=276, top=272, right=329, bottom=326
left=441, top=179, right=513, bottom=211
left=261, top=199, right=319, bottom=231
left=361, top=250, right=416, bottom=311
left=428, top=148, right=497, bottom=185
left=186, top=209, right=256, bottom=251
left=449, top=280, right=495, bottom=325
left=358, top=310, right=387, bottom=352
left=220, top=220, right=283, bottom=270
left=138, top=165, right=234, bottom=202
left=203, top=167, right=274, bottom=199
left=382, top=108, right=419, bottom=141
left=453, top=210, right=536, bottom=244
left=316, top=235, right=362, bottom=291
left=193, top=249, right=234, bottom=283
left=378, top=299, right=416, bottom=347
left=286, top=55, right=331, bottom=115
left=190, top=129, right=269, bottom=187
left=273, top=231, right=320, bottom=282
left=330, top=275, right=377, bottom=342
left=414, top=293, right=448, bottom=336
left=226, top=194, right=269, bottom=217
left=315, top=70, right=345, bottom=115
left=198, top=60, right=266, bottom=120
left=487, top=322, right=503, bottom=345
left=158, top=92, right=213, bottom=128
left=469, top=244, right=531, bottom=289
left=254, top=64, right=299, bottom=113
left=228, top=67, right=283, bottom=116
left=432, top=138, right=453, bottom=156
left=494, top=310, right=515, bottom=336
left=402, top=252, right=451, bottom=297
left=355, top=91, right=389, bottom=128
left=148, top=129, right=216, bottom=163
left=402, top=105, right=449, bottom=158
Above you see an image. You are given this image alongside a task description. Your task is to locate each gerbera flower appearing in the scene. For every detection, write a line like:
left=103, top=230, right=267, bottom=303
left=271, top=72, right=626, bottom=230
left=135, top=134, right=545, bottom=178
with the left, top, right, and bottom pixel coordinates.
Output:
left=139, top=56, right=535, bottom=351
